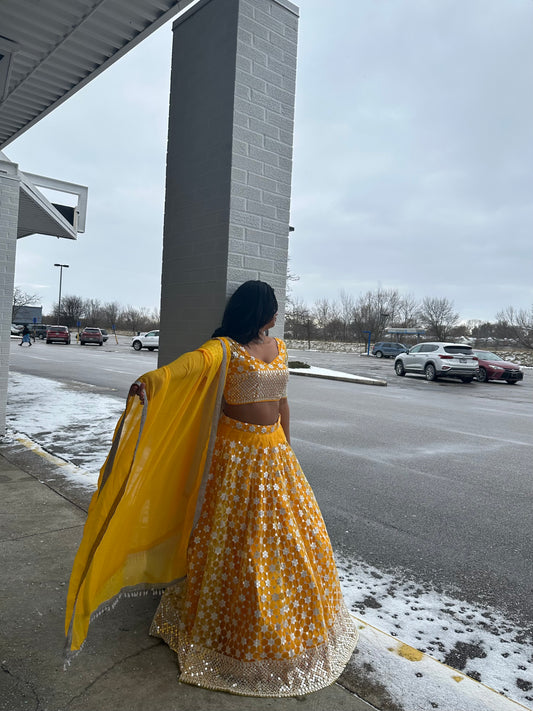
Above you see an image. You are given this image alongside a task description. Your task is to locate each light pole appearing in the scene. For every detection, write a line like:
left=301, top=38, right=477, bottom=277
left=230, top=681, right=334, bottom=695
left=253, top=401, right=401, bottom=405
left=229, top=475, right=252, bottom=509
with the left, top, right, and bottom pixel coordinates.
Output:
left=54, top=263, right=69, bottom=323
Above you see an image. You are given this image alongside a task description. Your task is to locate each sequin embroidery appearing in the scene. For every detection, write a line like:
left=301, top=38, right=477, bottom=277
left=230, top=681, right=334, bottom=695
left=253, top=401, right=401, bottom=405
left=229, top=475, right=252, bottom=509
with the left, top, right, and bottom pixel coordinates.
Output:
left=223, top=338, right=289, bottom=405
left=150, top=413, right=359, bottom=696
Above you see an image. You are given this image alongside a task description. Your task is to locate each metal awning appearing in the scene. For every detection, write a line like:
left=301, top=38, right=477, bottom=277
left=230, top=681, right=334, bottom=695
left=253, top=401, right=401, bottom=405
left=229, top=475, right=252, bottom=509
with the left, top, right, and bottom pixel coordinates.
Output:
left=0, top=152, right=88, bottom=239
left=0, top=0, right=197, bottom=149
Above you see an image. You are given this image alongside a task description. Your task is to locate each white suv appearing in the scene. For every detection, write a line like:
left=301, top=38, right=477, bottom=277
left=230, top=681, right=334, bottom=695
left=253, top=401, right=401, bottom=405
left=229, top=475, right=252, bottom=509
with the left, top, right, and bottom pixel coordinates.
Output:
left=394, top=342, right=479, bottom=383
left=131, top=330, right=159, bottom=351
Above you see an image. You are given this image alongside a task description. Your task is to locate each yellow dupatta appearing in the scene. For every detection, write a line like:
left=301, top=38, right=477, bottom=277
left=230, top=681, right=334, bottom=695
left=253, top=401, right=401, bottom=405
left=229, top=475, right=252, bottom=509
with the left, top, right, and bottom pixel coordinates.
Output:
left=65, top=338, right=229, bottom=656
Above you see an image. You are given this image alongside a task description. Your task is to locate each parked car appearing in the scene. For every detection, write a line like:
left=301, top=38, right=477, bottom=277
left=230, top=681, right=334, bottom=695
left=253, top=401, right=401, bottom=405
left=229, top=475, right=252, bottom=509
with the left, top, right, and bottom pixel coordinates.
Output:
left=473, top=350, right=524, bottom=384
left=10, top=324, right=23, bottom=336
left=100, top=328, right=109, bottom=342
left=131, top=330, right=159, bottom=351
left=33, top=324, right=49, bottom=339
left=46, top=325, right=71, bottom=344
left=394, top=342, right=479, bottom=382
left=80, top=327, right=104, bottom=346
left=372, top=342, right=408, bottom=359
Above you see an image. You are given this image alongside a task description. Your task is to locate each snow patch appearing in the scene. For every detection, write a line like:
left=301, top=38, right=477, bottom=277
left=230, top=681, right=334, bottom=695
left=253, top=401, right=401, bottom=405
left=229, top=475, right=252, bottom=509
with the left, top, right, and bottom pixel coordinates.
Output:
left=6, top=372, right=122, bottom=483
left=338, top=555, right=533, bottom=708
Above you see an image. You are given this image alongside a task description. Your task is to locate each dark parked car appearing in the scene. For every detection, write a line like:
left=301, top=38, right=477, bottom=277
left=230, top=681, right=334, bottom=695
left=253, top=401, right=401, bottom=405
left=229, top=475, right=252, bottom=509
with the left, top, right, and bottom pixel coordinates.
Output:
left=473, top=350, right=524, bottom=384
left=80, top=327, right=104, bottom=346
left=46, top=325, right=70, bottom=344
left=372, top=342, right=408, bottom=358
left=33, top=324, right=49, bottom=339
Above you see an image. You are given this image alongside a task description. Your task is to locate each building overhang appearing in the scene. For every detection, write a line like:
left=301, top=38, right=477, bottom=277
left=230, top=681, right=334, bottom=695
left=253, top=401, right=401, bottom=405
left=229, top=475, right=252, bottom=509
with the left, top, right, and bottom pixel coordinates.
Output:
left=0, top=0, right=198, bottom=149
left=0, top=152, right=87, bottom=239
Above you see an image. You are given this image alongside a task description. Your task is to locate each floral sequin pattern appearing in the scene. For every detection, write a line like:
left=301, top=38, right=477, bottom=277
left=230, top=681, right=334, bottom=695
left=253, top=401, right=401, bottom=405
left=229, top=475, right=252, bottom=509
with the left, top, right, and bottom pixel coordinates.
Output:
left=151, top=414, right=358, bottom=696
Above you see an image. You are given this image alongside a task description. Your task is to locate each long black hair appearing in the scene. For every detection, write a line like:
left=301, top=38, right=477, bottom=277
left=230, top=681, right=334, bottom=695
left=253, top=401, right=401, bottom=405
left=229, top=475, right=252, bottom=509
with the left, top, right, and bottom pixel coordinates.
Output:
left=212, top=280, right=278, bottom=344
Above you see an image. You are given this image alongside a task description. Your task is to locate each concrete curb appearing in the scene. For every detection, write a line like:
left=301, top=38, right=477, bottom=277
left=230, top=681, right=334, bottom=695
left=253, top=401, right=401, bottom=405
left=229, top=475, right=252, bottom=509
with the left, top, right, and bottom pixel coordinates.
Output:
left=289, top=367, right=387, bottom=387
left=344, top=617, right=529, bottom=711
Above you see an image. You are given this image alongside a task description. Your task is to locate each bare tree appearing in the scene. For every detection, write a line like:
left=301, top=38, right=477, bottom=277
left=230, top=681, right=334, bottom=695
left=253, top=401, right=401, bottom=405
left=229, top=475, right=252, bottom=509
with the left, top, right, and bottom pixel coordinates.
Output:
left=84, top=298, right=103, bottom=326
left=102, top=301, right=121, bottom=329
left=120, top=305, right=151, bottom=335
left=396, top=293, right=420, bottom=328
left=285, top=259, right=300, bottom=306
left=351, top=287, right=403, bottom=342
left=285, top=297, right=312, bottom=341
left=313, top=298, right=332, bottom=341
left=495, top=305, right=533, bottom=349
left=339, top=289, right=355, bottom=341
left=12, top=287, right=41, bottom=321
left=59, top=295, right=85, bottom=327
left=418, top=297, right=459, bottom=341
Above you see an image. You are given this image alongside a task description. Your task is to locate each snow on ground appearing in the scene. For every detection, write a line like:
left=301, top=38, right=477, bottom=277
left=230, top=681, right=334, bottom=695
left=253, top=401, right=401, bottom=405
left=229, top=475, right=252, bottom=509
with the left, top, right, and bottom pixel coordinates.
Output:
left=338, top=556, right=533, bottom=708
left=6, top=372, right=124, bottom=482
left=5, top=372, right=533, bottom=708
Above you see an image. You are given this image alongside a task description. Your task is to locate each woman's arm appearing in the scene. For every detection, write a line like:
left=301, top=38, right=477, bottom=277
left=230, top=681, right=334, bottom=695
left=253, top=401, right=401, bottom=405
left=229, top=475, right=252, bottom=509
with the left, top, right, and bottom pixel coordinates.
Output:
left=279, top=397, right=290, bottom=444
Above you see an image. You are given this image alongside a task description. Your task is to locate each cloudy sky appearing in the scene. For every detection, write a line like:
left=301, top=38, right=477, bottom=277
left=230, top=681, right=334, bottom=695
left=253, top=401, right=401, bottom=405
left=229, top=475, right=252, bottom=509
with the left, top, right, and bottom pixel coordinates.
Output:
left=8, top=0, right=533, bottom=323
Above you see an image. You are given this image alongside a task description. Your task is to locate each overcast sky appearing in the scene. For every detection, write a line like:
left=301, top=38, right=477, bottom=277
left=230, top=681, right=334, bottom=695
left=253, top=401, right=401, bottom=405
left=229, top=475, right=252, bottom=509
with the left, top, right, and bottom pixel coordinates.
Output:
left=8, top=0, right=533, bottom=323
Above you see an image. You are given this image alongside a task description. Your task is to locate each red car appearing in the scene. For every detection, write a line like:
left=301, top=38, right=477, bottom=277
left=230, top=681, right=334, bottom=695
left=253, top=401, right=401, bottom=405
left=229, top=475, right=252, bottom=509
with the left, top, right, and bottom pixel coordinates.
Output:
left=473, top=350, right=524, bottom=384
left=46, top=325, right=71, bottom=344
left=80, top=327, right=104, bottom=346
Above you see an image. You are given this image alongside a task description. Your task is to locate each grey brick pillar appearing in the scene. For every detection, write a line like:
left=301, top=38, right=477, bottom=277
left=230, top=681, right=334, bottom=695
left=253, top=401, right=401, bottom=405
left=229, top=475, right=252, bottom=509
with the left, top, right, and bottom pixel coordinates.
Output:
left=0, top=160, right=20, bottom=434
left=159, top=0, right=299, bottom=364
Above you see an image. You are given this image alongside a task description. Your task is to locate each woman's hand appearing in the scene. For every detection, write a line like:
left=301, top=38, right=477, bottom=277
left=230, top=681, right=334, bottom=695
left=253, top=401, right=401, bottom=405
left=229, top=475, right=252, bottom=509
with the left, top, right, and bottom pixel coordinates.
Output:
left=128, top=381, right=146, bottom=404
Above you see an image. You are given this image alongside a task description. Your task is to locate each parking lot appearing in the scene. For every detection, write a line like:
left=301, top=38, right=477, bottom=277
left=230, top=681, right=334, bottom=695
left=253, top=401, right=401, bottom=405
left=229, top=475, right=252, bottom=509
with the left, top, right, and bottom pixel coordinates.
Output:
left=288, top=347, right=532, bottom=403
left=7, top=337, right=533, bottom=700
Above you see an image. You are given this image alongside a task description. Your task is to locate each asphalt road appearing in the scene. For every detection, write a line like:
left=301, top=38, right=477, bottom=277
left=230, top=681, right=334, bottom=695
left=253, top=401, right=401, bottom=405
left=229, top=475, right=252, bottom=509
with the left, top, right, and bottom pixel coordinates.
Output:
left=9, top=338, right=533, bottom=631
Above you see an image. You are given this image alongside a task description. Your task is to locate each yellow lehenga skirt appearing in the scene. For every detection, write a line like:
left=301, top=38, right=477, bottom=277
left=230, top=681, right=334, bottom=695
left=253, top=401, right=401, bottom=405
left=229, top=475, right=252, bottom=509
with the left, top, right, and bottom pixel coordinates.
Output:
left=150, top=414, right=358, bottom=696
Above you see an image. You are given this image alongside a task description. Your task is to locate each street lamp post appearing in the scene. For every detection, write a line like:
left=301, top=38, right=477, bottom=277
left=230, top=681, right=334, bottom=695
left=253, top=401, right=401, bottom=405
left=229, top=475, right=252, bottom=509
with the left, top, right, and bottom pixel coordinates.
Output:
left=54, top=263, right=69, bottom=323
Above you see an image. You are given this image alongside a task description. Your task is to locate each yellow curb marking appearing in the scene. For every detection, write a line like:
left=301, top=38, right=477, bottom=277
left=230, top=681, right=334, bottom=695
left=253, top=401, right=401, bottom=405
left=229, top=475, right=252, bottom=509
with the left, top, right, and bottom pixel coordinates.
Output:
left=14, top=434, right=92, bottom=478
left=398, top=643, right=424, bottom=662
left=15, top=434, right=68, bottom=465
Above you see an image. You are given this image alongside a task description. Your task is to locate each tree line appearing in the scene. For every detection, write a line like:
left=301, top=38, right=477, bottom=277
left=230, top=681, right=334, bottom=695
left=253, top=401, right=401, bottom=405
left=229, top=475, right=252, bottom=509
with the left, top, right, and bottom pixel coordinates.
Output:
left=13, top=288, right=159, bottom=334
left=285, top=288, right=533, bottom=349
left=13, top=285, right=533, bottom=348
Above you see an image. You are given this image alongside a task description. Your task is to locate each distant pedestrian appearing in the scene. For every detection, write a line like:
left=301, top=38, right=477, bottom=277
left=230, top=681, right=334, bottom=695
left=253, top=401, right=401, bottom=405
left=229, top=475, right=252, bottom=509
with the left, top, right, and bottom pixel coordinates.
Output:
left=19, top=325, right=32, bottom=347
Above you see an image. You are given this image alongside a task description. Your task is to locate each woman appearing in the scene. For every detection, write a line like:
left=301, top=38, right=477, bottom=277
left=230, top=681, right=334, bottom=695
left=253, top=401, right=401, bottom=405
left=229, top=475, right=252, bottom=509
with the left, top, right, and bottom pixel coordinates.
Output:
left=19, top=324, right=32, bottom=346
left=65, top=281, right=358, bottom=696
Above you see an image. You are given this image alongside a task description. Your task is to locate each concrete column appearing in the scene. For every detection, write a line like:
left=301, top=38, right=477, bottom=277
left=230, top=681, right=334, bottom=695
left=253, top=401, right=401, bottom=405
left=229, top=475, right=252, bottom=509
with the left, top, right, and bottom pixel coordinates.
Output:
left=0, top=160, right=20, bottom=434
left=159, top=0, right=299, bottom=364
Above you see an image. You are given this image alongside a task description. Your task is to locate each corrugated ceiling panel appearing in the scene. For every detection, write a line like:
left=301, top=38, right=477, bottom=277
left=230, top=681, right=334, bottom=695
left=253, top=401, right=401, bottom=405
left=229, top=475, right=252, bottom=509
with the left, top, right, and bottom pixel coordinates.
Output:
left=0, top=0, right=195, bottom=148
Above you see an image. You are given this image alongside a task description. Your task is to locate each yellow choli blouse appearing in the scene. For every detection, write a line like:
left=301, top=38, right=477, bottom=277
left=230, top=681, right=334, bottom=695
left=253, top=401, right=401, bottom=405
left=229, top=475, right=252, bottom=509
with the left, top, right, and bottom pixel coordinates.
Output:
left=223, top=337, right=289, bottom=405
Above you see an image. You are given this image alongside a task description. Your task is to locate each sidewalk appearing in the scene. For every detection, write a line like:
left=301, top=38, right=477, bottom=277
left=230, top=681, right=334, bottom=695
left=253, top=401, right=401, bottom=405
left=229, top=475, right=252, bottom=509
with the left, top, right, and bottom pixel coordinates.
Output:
left=0, top=445, right=375, bottom=711
left=1, top=438, right=529, bottom=711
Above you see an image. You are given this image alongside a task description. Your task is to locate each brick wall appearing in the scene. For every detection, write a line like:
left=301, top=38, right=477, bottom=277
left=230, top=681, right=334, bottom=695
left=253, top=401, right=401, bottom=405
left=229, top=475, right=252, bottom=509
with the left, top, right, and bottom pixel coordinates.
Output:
left=159, top=0, right=299, bottom=363
left=0, top=163, right=20, bottom=433
left=227, top=0, right=298, bottom=332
